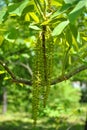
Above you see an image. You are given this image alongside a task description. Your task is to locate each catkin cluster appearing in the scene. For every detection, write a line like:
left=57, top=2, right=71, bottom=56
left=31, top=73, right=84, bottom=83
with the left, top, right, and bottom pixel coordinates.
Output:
left=32, top=26, right=53, bottom=125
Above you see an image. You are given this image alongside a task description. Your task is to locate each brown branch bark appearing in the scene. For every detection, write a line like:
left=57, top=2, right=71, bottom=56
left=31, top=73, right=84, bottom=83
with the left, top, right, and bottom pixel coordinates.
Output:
left=0, top=60, right=32, bottom=86
left=51, top=65, right=87, bottom=85
left=0, top=60, right=87, bottom=86
left=12, top=78, right=32, bottom=85
left=0, top=60, right=16, bottom=79
left=10, top=60, right=33, bottom=77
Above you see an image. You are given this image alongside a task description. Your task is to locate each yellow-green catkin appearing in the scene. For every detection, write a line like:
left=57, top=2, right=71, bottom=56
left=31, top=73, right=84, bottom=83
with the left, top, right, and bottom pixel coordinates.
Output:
left=32, top=27, right=54, bottom=124
left=42, top=29, right=54, bottom=107
left=32, top=39, right=42, bottom=125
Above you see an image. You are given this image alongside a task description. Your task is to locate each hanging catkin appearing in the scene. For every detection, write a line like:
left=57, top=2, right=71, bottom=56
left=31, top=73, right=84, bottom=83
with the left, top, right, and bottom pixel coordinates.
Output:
left=32, top=25, right=54, bottom=125
left=32, top=39, right=42, bottom=125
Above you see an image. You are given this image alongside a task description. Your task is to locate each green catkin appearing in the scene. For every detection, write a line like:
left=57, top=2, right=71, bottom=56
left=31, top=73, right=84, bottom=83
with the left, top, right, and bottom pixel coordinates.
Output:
left=32, top=39, right=42, bottom=125
left=32, top=26, right=54, bottom=124
left=43, top=30, right=54, bottom=107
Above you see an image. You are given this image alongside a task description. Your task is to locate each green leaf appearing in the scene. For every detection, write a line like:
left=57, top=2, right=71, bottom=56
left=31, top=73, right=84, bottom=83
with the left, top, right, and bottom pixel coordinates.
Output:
left=41, top=20, right=50, bottom=25
left=8, top=27, right=18, bottom=39
left=5, top=27, right=18, bottom=42
left=69, top=24, right=78, bottom=39
left=8, top=0, right=29, bottom=16
left=68, top=0, right=86, bottom=23
left=77, top=32, right=82, bottom=44
left=51, top=4, right=72, bottom=19
left=52, top=20, right=69, bottom=36
left=52, top=0, right=63, bottom=6
left=0, top=70, right=6, bottom=74
left=25, top=13, right=30, bottom=22
left=69, top=24, right=79, bottom=49
left=22, top=5, right=34, bottom=14
left=0, top=9, right=7, bottom=24
left=29, top=12, right=39, bottom=23
left=64, top=0, right=77, bottom=4
left=29, top=25, right=41, bottom=30
left=0, top=35, right=4, bottom=46
left=4, top=76, right=11, bottom=80
left=34, top=0, right=43, bottom=13
left=66, top=29, right=72, bottom=47
left=86, top=0, right=87, bottom=7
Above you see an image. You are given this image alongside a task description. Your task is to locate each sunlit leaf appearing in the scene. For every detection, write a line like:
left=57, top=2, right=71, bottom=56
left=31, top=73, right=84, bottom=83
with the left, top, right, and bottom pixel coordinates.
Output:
left=0, top=70, right=6, bottom=74
left=41, top=20, right=50, bottom=25
left=19, top=83, right=24, bottom=87
left=0, top=35, right=4, bottom=46
left=64, top=0, right=77, bottom=4
left=52, top=0, right=62, bottom=6
left=29, top=12, right=39, bottom=23
left=68, top=0, right=86, bottom=23
left=86, top=0, right=87, bottom=7
left=51, top=3, right=71, bottom=19
left=4, top=76, right=11, bottom=80
left=82, top=37, right=87, bottom=41
left=52, top=20, right=69, bottom=36
left=72, top=34, right=78, bottom=50
left=77, top=32, right=82, bottom=44
left=29, top=25, right=41, bottom=30
left=25, top=13, right=30, bottom=21
left=8, top=0, right=29, bottom=16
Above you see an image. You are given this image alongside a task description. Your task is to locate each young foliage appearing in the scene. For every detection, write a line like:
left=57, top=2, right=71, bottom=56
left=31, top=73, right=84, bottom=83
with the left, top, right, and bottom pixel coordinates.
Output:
left=0, top=0, right=87, bottom=126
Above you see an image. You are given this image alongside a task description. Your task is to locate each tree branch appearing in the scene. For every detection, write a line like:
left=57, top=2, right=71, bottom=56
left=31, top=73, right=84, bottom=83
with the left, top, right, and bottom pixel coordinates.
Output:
left=9, top=60, right=33, bottom=77
left=12, top=78, right=32, bottom=86
left=0, top=60, right=87, bottom=86
left=0, top=60, right=16, bottom=79
left=51, top=65, right=87, bottom=85
left=0, top=60, right=32, bottom=86
left=19, top=62, right=33, bottom=77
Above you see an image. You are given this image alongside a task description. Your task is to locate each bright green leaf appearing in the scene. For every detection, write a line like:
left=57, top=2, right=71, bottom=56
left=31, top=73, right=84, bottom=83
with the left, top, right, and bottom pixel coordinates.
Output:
left=72, top=34, right=78, bottom=50
left=52, top=0, right=62, bottom=6
left=8, top=0, right=29, bottom=16
left=29, top=25, right=41, bottom=30
left=25, top=13, right=30, bottom=21
left=52, top=20, right=69, bottom=36
left=0, top=70, right=6, bottom=74
left=41, top=20, right=50, bottom=25
left=4, top=76, right=10, bottom=80
left=86, top=0, right=87, bottom=7
left=51, top=4, right=72, bottom=19
left=68, top=0, right=86, bottom=23
left=77, top=32, right=82, bottom=44
left=64, top=0, right=77, bottom=4
left=82, top=36, right=87, bottom=41
left=29, top=12, right=39, bottom=23
left=0, top=35, right=4, bottom=46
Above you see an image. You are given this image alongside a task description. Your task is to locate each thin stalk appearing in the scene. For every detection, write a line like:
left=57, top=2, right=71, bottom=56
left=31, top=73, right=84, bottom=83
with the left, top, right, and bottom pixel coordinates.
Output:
left=34, top=0, right=45, bottom=20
